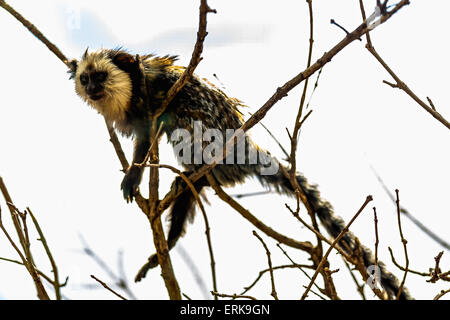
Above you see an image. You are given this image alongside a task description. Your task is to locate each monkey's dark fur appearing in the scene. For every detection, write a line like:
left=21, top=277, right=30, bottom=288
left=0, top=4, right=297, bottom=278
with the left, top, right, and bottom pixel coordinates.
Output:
left=70, top=48, right=411, bottom=299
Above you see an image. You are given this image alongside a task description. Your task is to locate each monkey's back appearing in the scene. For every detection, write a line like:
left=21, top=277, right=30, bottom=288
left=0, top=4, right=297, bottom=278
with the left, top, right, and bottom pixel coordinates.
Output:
left=144, top=64, right=264, bottom=186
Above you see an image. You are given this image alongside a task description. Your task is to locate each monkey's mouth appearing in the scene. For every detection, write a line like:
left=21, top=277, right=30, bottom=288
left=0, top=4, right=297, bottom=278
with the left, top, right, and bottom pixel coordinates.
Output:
left=89, top=93, right=104, bottom=101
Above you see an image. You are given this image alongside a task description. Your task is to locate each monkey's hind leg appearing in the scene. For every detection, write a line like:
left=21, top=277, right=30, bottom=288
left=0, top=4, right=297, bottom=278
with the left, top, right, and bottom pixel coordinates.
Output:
left=135, top=174, right=208, bottom=282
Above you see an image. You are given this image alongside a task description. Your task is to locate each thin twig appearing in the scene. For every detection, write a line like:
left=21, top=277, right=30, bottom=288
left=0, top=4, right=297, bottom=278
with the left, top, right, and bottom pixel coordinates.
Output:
left=302, top=285, right=327, bottom=300
left=389, top=248, right=449, bottom=283
left=373, top=207, right=379, bottom=290
left=79, top=235, right=136, bottom=299
left=136, top=121, right=165, bottom=168
left=79, top=235, right=120, bottom=281
left=330, top=19, right=361, bottom=41
left=427, top=97, right=436, bottom=111
left=289, top=0, right=321, bottom=254
left=241, top=264, right=314, bottom=296
left=298, top=109, right=313, bottom=129
left=176, top=245, right=210, bottom=300
left=0, top=256, right=67, bottom=287
left=116, top=250, right=137, bottom=300
left=343, top=259, right=366, bottom=300
left=387, top=247, right=428, bottom=277
left=90, top=275, right=127, bottom=300
left=428, top=252, right=444, bottom=283
left=369, top=165, right=450, bottom=250
left=358, top=0, right=449, bottom=130
left=305, top=67, right=323, bottom=110
left=0, top=205, right=49, bottom=299
left=211, top=291, right=257, bottom=300
left=27, top=207, right=62, bottom=300
left=375, top=48, right=449, bottom=129
left=0, top=177, right=28, bottom=255
left=182, top=293, right=193, bottom=300
left=255, top=118, right=290, bottom=160
left=285, top=204, right=351, bottom=260
left=395, top=189, right=409, bottom=300
left=276, top=243, right=324, bottom=296
left=433, top=288, right=450, bottom=300
left=230, top=190, right=273, bottom=199
left=252, top=231, right=278, bottom=300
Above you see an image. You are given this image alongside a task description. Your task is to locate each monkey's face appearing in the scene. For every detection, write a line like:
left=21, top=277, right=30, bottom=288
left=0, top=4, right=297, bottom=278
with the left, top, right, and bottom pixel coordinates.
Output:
left=73, top=49, right=133, bottom=122
left=79, top=70, right=107, bottom=101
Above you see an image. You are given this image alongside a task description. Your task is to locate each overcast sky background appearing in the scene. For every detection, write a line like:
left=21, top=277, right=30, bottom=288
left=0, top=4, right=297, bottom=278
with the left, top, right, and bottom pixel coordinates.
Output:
left=0, top=0, right=449, bottom=300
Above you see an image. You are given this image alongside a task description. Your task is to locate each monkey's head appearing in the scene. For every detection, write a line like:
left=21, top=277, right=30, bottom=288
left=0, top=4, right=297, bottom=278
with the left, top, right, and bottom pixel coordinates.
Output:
left=69, top=48, right=140, bottom=122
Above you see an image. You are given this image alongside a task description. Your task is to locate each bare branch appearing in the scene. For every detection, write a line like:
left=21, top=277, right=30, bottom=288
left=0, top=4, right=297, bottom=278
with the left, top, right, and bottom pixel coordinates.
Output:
left=90, top=275, right=127, bottom=300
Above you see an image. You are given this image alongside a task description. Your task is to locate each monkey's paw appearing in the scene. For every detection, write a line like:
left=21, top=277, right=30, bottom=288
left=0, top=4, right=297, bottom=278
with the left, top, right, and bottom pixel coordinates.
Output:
left=121, top=167, right=142, bottom=203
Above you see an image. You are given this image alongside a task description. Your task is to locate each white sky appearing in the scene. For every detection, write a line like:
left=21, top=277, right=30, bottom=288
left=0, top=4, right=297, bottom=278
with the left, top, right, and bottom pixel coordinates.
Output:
left=0, top=0, right=449, bottom=300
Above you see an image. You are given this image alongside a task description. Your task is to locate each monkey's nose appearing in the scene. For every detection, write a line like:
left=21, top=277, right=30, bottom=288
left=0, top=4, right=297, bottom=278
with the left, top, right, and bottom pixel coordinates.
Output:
left=86, top=83, right=102, bottom=96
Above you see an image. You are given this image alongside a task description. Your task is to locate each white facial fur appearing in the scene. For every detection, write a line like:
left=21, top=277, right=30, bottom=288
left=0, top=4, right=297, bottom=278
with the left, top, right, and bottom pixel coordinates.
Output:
left=74, top=50, right=132, bottom=123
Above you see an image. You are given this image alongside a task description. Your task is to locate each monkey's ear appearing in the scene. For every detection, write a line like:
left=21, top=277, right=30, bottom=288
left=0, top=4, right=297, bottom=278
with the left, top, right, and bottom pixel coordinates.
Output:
left=111, top=51, right=139, bottom=74
left=68, top=59, right=78, bottom=80
left=82, top=47, right=89, bottom=59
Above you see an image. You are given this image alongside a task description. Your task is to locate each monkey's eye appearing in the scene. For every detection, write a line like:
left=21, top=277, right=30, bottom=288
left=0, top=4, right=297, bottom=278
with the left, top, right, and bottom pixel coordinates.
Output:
left=94, top=72, right=107, bottom=82
left=79, top=74, right=88, bottom=86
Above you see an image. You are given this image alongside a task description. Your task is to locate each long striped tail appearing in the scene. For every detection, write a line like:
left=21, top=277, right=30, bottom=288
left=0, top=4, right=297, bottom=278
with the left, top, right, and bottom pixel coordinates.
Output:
left=256, top=160, right=412, bottom=300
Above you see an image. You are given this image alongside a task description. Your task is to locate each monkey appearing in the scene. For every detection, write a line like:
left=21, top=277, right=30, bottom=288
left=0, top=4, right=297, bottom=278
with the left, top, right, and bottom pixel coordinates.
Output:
left=69, top=48, right=411, bottom=299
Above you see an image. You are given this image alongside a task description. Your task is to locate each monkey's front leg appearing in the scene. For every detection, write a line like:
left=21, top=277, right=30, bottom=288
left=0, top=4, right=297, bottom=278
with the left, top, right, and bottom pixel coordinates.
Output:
left=121, top=136, right=150, bottom=203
